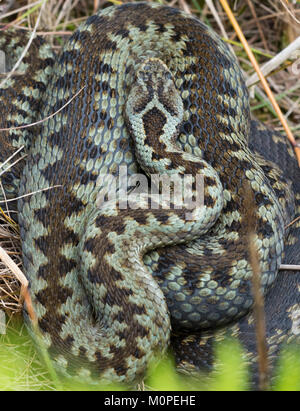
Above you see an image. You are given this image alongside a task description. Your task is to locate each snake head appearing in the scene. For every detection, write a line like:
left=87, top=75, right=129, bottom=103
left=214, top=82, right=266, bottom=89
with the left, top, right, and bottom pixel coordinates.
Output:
left=126, top=57, right=183, bottom=120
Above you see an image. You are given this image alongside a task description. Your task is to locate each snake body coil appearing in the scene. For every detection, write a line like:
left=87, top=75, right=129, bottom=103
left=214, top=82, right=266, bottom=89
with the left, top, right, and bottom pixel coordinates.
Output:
left=0, top=2, right=299, bottom=386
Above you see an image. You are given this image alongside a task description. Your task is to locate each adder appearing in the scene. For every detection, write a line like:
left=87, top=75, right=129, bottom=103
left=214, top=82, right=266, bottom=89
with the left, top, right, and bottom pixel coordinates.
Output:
left=0, top=2, right=299, bottom=387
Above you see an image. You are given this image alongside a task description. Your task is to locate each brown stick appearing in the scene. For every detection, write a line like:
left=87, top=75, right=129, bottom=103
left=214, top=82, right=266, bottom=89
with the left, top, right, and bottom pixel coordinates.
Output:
left=248, top=235, right=269, bottom=391
left=241, top=180, right=269, bottom=390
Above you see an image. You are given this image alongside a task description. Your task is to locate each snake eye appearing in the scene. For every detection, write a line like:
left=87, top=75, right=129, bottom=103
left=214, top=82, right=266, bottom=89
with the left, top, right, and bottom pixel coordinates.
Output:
left=137, top=69, right=151, bottom=84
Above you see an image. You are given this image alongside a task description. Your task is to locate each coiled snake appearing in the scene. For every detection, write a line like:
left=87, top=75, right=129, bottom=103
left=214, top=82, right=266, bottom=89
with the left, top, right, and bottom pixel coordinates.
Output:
left=0, top=2, right=299, bottom=386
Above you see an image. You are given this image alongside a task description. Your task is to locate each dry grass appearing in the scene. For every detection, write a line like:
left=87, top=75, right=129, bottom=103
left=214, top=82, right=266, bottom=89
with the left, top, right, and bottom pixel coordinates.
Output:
left=0, top=0, right=299, bottom=390
left=0, top=209, right=22, bottom=315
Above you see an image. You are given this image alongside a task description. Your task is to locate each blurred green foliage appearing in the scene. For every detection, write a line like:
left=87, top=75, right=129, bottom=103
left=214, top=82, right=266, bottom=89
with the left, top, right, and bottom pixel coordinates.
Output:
left=0, top=316, right=299, bottom=391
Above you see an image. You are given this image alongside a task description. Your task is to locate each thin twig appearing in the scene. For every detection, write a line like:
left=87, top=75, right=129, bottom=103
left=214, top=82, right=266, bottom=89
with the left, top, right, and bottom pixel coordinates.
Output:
left=246, top=0, right=269, bottom=52
left=179, top=0, right=191, bottom=15
left=0, top=246, right=38, bottom=325
left=0, top=246, right=27, bottom=290
left=0, top=0, right=46, bottom=89
left=248, top=235, right=269, bottom=391
left=242, top=179, right=269, bottom=391
left=0, top=86, right=85, bottom=132
left=0, top=0, right=42, bottom=21
left=0, top=146, right=25, bottom=175
left=206, top=0, right=230, bottom=40
left=279, top=0, right=300, bottom=24
left=0, top=185, right=62, bottom=204
left=0, top=154, right=27, bottom=179
left=219, top=0, right=300, bottom=167
left=247, top=37, right=300, bottom=87
left=279, top=264, right=300, bottom=271
left=285, top=215, right=300, bottom=229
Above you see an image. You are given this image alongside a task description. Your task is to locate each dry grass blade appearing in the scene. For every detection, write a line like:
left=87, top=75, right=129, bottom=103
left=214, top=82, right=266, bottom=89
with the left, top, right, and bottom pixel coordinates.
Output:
left=246, top=0, right=269, bottom=51
left=0, top=246, right=38, bottom=326
left=206, top=0, right=230, bottom=40
left=0, top=272, right=22, bottom=312
left=0, top=185, right=62, bottom=204
left=0, top=146, right=25, bottom=178
left=246, top=37, right=300, bottom=87
left=0, top=86, right=85, bottom=132
left=285, top=215, right=300, bottom=229
left=248, top=236, right=269, bottom=391
left=279, top=0, right=300, bottom=24
left=0, top=1, right=42, bottom=21
left=0, top=155, right=27, bottom=179
left=219, top=0, right=300, bottom=167
left=242, top=181, right=269, bottom=391
left=279, top=264, right=300, bottom=271
left=179, top=0, right=191, bottom=15
left=0, top=246, right=27, bottom=289
left=0, top=203, right=22, bottom=316
left=0, top=0, right=46, bottom=88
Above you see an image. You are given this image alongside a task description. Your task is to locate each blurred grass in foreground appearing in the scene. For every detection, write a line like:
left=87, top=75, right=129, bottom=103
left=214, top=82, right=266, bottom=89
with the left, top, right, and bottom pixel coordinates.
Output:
left=0, top=316, right=299, bottom=391
left=272, top=345, right=300, bottom=391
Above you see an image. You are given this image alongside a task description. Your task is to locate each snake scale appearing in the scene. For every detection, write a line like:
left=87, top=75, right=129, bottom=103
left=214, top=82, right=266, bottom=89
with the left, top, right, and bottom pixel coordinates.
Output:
left=0, top=2, right=299, bottom=387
